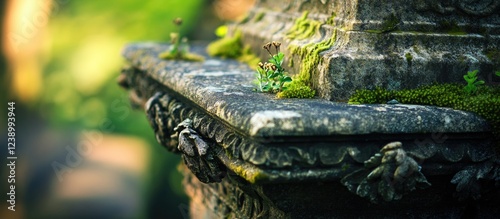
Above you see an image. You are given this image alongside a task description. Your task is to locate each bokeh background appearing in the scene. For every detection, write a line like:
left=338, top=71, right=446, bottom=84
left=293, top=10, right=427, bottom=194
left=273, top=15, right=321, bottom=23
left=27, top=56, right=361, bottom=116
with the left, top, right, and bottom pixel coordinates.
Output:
left=0, top=0, right=254, bottom=218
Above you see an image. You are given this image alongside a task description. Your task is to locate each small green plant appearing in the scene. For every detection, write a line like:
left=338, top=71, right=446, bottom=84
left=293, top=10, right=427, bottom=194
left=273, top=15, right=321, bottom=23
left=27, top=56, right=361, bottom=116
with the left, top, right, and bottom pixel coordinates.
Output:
left=159, top=18, right=203, bottom=61
left=496, top=71, right=500, bottom=77
left=256, top=42, right=292, bottom=93
left=463, top=70, right=485, bottom=95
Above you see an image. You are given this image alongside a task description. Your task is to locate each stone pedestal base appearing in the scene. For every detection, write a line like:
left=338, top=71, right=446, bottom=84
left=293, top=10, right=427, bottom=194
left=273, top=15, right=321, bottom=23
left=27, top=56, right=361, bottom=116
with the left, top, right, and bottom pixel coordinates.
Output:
left=235, top=0, right=500, bottom=100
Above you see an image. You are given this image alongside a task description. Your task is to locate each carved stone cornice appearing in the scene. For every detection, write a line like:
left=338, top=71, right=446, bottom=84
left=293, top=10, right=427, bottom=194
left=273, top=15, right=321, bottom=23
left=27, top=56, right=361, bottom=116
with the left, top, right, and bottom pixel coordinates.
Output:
left=119, top=44, right=499, bottom=203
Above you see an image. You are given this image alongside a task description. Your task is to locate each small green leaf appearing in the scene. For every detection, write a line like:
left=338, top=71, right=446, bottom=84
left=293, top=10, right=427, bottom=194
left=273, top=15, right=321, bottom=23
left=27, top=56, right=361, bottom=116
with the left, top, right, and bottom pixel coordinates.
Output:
left=277, top=52, right=284, bottom=61
left=495, top=71, right=500, bottom=77
left=474, top=80, right=485, bottom=85
left=282, top=76, right=292, bottom=82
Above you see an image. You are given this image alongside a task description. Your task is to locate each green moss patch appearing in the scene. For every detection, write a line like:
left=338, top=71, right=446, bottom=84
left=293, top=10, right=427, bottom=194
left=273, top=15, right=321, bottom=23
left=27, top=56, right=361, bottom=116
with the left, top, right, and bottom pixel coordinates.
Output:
left=283, top=11, right=337, bottom=98
left=286, top=11, right=321, bottom=40
left=207, top=30, right=244, bottom=58
left=288, top=31, right=336, bottom=83
left=277, top=80, right=316, bottom=98
left=158, top=51, right=204, bottom=61
left=349, top=84, right=500, bottom=150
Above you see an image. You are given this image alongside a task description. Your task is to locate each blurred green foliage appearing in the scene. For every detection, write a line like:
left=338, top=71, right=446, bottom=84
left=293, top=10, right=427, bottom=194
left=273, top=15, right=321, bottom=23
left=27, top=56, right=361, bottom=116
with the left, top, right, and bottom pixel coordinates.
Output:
left=37, top=0, right=207, bottom=218
left=40, top=0, right=204, bottom=131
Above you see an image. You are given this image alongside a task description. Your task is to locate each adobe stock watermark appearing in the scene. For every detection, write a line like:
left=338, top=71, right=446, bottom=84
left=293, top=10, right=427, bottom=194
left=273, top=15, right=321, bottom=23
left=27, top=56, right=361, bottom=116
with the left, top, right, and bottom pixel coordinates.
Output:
left=51, top=94, right=131, bottom=182
left=8, top=0, right=70, bottom=53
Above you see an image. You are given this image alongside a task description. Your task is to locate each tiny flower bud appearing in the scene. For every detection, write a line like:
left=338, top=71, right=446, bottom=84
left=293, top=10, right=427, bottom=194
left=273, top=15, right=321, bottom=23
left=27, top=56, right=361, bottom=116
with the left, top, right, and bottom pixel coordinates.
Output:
left=263, top=42, right=272, bottom=51
left=272, top=41, right=281, bottom=48
left=258, top=62, right=264, bottom=68
left=271, top=64, right=277, bottom=71
left=173, top=18, right=183, bottom=26
left=265, top=62, right=273, bottom=70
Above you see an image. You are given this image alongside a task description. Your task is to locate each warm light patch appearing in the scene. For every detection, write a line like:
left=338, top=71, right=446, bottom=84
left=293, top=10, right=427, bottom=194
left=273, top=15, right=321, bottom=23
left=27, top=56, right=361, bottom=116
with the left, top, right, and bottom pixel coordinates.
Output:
left=2, top=0, right=54, bottom=102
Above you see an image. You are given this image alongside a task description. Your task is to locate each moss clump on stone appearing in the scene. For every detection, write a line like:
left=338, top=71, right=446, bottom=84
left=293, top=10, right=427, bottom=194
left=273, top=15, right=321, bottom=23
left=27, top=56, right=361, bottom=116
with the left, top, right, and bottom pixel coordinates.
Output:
left=405, top=53, right=413, bottom=63
left=207, top=30, right=243, bottom=58
left=349, top=84, right=500, bottom=149
left=226, top=161, right=268, bottom=184
left=159, top=51, right=204, bottom=62
left=206, top=30, right=260, bottom=68
left=286, top=11, right=321, bottom=40
left=277, top=80, right=316, bottom=99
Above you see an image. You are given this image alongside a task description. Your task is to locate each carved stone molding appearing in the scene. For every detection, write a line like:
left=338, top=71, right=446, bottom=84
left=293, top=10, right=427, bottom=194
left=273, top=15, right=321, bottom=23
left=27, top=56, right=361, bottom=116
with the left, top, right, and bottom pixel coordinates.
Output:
left=341, top=142, right=431, bottom=203
left=121, top=65, right=499, bottom=204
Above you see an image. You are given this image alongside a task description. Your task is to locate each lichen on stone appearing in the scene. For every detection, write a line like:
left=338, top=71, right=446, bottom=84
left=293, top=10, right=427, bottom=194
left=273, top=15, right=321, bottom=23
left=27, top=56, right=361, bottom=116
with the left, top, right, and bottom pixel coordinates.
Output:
left=283, top=11, right=337, bottom=99
left=288, top=31, right=336, bottom=84
left=286, top=11, right=321, bottom=40
left=158, top=51, right=204, bottom=62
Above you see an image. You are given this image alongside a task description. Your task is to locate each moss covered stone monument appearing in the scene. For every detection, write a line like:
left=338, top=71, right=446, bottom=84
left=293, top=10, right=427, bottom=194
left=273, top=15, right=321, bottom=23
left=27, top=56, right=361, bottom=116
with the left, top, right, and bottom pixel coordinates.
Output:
left=119, top=0, right=499, bottom=218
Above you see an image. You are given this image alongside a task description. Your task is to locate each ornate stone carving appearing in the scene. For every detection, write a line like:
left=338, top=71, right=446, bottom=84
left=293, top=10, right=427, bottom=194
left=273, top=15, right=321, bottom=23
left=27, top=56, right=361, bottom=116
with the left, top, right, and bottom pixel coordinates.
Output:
left=416, top=0, right=500, bottom=16
left=145, top=92, right=178, bottom=151
left=173, top=119, right=226, bottom=183
left=451, top=158, right=500, bottom=200
left=341, top=142, right=431, bottom=203
left=122, top=64, right=499, bottom=206
left=145, top=92, right=226, bottom=183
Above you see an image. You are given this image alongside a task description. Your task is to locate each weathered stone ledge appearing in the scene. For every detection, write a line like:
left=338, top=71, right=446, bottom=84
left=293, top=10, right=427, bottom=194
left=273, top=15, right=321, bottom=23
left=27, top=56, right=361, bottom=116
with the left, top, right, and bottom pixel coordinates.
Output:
left=120, top=42, right=499, bottom=217
left=122, top=43, right=491, bottom=138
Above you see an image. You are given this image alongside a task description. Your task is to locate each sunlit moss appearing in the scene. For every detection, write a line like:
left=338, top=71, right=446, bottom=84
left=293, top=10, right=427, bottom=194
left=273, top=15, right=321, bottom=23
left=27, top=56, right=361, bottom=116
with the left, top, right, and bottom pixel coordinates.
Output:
left=206, top=30, right=260, bottom=68
left=207, top=30, right=243, bottom=58
left=283, top=11, right=336, bottom=98
left=286, top=11, right=321, bottom=40
left=227, top=163, right=268, bottom=184
left=158, top=51, right=204, bottom=62
left=277, top=80, right=315, bottom=98
left=288, top=33, right=336, bottom=83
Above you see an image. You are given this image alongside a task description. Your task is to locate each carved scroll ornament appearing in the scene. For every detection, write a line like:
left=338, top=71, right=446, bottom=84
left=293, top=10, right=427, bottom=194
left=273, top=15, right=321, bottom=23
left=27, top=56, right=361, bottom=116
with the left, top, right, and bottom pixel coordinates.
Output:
left=341, top=142, right=431, bottom=203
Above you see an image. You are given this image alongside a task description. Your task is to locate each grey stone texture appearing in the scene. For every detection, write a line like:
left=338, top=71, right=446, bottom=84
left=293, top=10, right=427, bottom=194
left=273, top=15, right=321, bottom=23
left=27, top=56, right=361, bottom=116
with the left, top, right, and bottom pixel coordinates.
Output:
left=120, top=43, right=499, bottom=218
left=236, top=0, right=500, bottom=100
